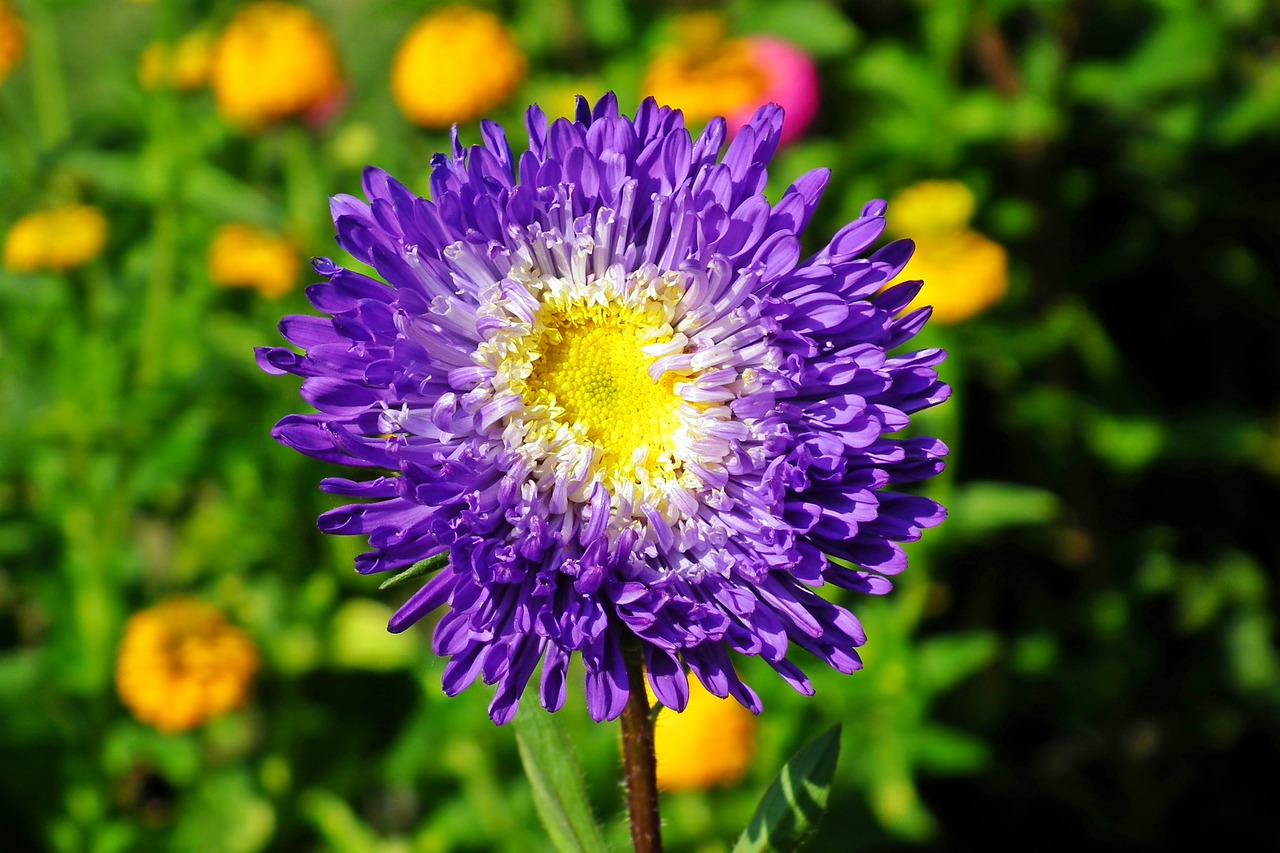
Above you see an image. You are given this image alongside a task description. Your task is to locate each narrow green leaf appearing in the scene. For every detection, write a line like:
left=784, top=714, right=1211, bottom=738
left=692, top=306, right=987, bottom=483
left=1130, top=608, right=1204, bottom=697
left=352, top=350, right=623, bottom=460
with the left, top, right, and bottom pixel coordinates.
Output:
left=733, top=723, right=842, bottom=853
left=377, top=553, right=448, bottom=590
left=513, top=705, right=609, bottom=853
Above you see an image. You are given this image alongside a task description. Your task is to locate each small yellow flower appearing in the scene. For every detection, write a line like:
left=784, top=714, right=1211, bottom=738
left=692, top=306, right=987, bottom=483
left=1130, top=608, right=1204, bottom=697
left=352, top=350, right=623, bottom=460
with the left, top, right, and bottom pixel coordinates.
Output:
left=391, top=6, right=525, bottom=128
left=115, top=598, right=259, bottom=734
left=208, top=223, right=299, bottom=299
left=652, top=677, right=757, bottom=792
left=3, top=205, right=108, bottom=273
left=891, top=180, right=977, bottom=240
left=211, top=2, right=342, bottom=128
left=0, top=1, right=23, bottom=85
left=139, top=31, right=213, bottom=92
left=889, top=180, right=1008, bottom=325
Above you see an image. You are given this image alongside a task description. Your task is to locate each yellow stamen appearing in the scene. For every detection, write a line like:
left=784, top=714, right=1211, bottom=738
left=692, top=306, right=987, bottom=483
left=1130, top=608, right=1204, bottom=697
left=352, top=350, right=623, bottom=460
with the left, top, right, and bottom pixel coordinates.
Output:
left=527, top=306, right=683, bottom=483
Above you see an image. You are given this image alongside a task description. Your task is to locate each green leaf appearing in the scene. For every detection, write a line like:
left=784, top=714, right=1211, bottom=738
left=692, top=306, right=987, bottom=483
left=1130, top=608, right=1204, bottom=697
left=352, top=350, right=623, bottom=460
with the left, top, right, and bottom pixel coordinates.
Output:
left=947, top=481, right=1061, bottom=539
left=733, top=724, right=842, bottom=853
left=513, top=705, right=609, bottom=853
left=917, top=631, right=999, bottom=695
left=378, top=553, right=449, bottom=590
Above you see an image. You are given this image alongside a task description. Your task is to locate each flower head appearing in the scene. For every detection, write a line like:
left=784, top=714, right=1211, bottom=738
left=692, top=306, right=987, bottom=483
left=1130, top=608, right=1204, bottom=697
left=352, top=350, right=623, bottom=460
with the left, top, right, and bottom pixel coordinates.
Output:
left=888, top=180, right=1007, bottom=324
left=211, top=1, right=342, bottom=128
left=208, top=223, right=299, bottom=299
left=3, top=204, right=107, bottom=272
left=653, top=677, right=756, bottom=791
left=0, top=1, right=23, bottom=85
left=115, top=597, right=259, bottom=733
left=259, top=95, right=948, bottom=724
left=644, top=13, right=818, bottom=147
left=391, top=6, right=525, bottom=129
left=139, top=31, right=213, bottom=92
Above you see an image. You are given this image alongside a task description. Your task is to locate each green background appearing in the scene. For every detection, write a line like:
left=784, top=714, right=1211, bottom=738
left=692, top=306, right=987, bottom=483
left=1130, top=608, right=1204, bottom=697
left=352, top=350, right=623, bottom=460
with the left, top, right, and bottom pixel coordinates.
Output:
left=1, top=0, right=1277, bottom=850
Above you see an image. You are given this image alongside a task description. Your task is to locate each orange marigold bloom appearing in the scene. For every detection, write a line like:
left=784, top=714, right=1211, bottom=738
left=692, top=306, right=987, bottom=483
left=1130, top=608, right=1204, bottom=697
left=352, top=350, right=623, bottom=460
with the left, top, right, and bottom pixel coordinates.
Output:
left=208, top=223, right=299, bottom=299
left=3, top=205, right=108, bottom=273
left=115, top=598, right=259, bottom=733
left=652, top=677, right=757, bottom=792
left=0, top=1, right=22, bottom=85
left=391, top=6, right=525, bottom=128
left=211, top=2, right=342, bottom=128
left=889, top=180, right=1008, bottom=325
left=643, top=12, right=818, bottom=146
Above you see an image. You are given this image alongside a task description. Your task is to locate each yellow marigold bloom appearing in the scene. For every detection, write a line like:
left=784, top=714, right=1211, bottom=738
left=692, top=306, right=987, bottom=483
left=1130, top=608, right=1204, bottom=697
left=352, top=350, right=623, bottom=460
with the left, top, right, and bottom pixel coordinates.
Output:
left=3, top=205, right=108, bottom=273
left=0, top=1, right=22, bottom=85
left=208, top=223, right=299, bottom=299
left=391, top=6, right=525, bottom=128
left=651, top=677, right=757, bottom=792
left=891, top=180, right=977, bottom=239
left=643, top=12, right=819, bottom=146
left=211, top=2, right=342, bottom=127
left=899, top=230, right=1008, bottom=325
left=889, top=180, right=1008, bottom=325
left=115, top=598, right=259, bottom=734
left=139, top=32, right=213, bottom=92
left=644, top=13, right=764, bottom=126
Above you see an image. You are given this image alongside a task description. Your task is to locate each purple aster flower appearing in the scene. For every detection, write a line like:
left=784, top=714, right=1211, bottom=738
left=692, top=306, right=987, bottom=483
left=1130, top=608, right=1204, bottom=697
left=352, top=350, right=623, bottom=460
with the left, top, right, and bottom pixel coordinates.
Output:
left=258, top=94, right=949, bottom=724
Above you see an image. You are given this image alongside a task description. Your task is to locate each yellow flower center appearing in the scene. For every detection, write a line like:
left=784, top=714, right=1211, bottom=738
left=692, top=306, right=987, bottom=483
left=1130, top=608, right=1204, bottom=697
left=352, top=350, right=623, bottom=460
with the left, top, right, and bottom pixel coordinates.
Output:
left=526, top=304, right=683, bottom=483
left=473, top=262, right=723, bottom=526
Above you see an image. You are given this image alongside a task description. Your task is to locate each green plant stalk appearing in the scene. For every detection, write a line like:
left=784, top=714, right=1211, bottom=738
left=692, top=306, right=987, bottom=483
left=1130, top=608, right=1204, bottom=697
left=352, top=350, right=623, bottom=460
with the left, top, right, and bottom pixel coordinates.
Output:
left=620, top=640, right=662, bottom=853
left=26, top=3, right=70, bottom=151
left=135, top=0, right=182, bottom=390
left=282, top=124, right=326, bottom=248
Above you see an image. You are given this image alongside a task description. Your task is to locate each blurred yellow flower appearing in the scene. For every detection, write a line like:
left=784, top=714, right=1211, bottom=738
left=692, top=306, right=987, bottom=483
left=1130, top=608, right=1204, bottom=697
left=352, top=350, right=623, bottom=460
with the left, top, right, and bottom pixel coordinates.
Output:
left=139, top=31, right=213, bottom=92
left=208, top=223, right=299, bottom=299
left=211, top=2, right=342, bottom=128
left=889, top=180, right=1008, bottom=325
left=115, top=597, right=259, bottom=734
left=891, top=180, right=977, bottom=238
left=651, top=677, right=757, bottom=792
left=643, top=12, right=819, bottom=145
left=391, top=6, right=524, bottom=128
left=0, top=1, right=22, bottom=85
left=644, top=13, right=765, bottom=125
left=3, top=205, right=108, bottom=273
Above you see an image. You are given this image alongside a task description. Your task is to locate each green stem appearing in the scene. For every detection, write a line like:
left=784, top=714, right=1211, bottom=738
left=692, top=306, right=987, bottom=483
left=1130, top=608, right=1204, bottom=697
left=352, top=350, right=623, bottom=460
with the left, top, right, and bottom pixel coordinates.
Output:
left=620, top=641, right=662, bottom=853
left=282, top=124, right=325, bottom=247
left=26, top=3, right=70, bottom=151
left=135, top=5, right=182, bottom=390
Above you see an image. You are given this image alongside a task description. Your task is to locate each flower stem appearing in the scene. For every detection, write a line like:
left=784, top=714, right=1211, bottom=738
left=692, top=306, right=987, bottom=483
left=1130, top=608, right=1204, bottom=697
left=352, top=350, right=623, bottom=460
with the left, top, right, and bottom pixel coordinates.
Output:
left=620, top=640, right=662, bottom=853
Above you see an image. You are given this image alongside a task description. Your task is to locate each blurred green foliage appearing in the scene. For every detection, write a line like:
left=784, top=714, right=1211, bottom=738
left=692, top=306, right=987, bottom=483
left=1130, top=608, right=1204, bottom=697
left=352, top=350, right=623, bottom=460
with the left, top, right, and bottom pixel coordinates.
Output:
left=1, top=0, right=1278, bottom=850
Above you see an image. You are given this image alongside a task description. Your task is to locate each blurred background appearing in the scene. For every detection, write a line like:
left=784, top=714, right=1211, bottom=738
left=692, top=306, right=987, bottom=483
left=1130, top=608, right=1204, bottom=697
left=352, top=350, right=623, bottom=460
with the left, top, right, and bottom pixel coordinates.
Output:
left=1, top=0, right=1278, bottom=850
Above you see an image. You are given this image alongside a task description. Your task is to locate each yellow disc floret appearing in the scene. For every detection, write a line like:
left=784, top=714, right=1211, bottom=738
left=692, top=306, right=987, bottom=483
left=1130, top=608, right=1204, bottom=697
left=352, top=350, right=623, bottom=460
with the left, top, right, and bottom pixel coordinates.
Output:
left=527, top=305, right=684, bottom=484
left=115, top=597, right=259, bottom=733
left=391, top=6, right=525, bottom=128
left=473, top=258, right=734, bottom=529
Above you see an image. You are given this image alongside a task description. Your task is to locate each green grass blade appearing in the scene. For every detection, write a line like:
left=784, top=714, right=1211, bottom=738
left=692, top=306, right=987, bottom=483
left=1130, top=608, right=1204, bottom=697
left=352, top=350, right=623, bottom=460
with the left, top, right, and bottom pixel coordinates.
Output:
left=733, top=723, right=842, bottom=853
left=514, top=705, right=610, bottom=853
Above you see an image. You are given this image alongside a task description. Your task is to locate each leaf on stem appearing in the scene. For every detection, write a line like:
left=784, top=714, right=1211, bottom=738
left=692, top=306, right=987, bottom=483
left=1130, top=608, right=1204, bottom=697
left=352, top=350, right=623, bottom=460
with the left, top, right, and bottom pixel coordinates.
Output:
left=733, top=723, right=842, bottom=853
left=513, top=705, right=610, bottom=853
